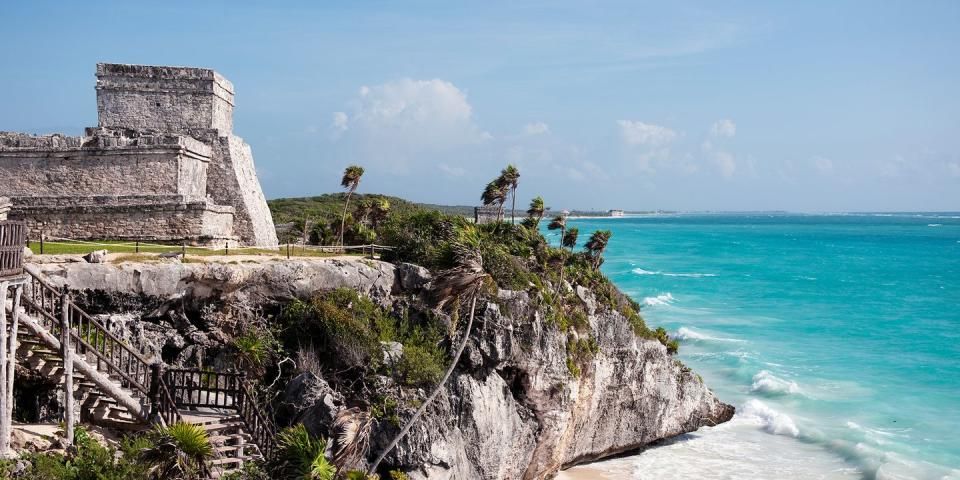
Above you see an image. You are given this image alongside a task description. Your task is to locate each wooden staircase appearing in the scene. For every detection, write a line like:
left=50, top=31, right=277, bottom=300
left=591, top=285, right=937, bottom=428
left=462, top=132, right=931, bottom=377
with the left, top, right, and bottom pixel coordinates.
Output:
left=4, top=267, right=276, bottom=478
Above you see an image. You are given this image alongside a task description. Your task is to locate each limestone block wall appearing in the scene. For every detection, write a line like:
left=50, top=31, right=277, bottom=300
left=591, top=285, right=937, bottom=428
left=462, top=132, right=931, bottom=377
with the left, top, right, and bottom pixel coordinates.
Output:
left=207, top=134, right=279, bottom=247
left=13, top=196, right=235, bottom=244
left=96, top=63, right=234, bottom=134
left=0, top=131, right=211, bottom=198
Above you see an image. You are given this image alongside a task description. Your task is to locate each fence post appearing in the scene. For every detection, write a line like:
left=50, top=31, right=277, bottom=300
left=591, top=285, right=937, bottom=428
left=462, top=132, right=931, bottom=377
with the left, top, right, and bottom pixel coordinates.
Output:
left=60, top=285, right=74, bottom=446
left=225, top=241, right=229, bottom=256
left=286, top=242, right=290, bottom=259
left=39, top=228, right=44, bottom=255
left=135, top=240, right=139, bottom=254
left=148, top=363, right=162, bottom=423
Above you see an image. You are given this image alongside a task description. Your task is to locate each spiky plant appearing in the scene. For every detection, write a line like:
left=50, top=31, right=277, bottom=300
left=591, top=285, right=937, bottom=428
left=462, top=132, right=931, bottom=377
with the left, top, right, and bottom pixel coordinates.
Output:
left=330, top=407, right=373, bottom=471
left=140, top=422, right=213, bottom=480
left=585, top=229, right=612, bottom=270
left=368, top=232, right=491, bottom=475
left=275, top=424, right=336, bottom=480
left=526, top=196, right=545, bottom=229
left=339, top=165, right=365, bottom=249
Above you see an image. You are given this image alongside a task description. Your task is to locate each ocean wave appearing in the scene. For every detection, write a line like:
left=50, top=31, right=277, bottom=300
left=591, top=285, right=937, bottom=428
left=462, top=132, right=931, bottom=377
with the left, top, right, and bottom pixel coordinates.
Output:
left=928, top=223, right=942, bottom=227
left=632, top=267, right=716, bottom=278
left=750, top=370, right=802, bottom=396
left=643, top=293, right=675, bottom=306
left=738, top=399, right=800, bottom=437
left=673, top=327, right=746, bottom=344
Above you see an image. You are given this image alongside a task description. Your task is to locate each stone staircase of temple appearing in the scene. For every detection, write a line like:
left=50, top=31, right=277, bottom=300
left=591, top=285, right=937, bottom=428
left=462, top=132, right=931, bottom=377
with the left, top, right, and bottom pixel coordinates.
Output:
left=4, top=267, right=276, bottom=478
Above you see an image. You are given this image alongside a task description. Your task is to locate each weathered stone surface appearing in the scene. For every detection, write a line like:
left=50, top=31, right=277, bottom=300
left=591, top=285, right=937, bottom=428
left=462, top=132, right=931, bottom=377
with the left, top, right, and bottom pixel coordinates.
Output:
left=0, top=63, right=278, bottom=247
left=36, top=257, right=733, bottom=479
left=82, top=250, right=108, bottom=264
left=0, top=196, right=10, bottom=220
left=396, top=262, right=432, bottom=291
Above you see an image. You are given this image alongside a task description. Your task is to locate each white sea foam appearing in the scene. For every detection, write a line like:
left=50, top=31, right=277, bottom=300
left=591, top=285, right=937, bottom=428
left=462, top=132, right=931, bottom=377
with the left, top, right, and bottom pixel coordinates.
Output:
left=928, top=223, right=942, bottom=227
left=643, top=292, right=675, bottom=306
left=750, top=370, right=802, bottom=396
left=738, top=399, right=800, bottom=437
left=673, top=327, right=747, bottom=344
left=632, top=267, right=716, bottom=278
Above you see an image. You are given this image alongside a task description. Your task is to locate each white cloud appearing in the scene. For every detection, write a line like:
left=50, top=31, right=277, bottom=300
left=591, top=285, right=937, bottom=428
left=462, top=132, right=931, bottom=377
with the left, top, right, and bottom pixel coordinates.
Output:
left=811, top=155, right=834, bottom=175
left=331, top=112, right=349, bottom=133
left=335, top=78, right=490, bottom=152
left=702, top=141, right=737, bottom=179
left=523, top=122, right=550, bottom=136
left=618, top=120, right=677, bottom=146
left=710, top=119, right=736, bottom=138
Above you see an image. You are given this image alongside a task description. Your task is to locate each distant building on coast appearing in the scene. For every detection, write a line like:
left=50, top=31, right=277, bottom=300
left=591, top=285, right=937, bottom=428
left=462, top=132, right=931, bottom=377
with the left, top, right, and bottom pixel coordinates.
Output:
left=609, top=209, right=625, bottom=217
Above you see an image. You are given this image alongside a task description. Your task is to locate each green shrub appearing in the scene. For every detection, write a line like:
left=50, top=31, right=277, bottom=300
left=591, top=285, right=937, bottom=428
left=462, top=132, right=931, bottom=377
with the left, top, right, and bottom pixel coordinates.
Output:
left=396, top=344, right=444, bottom=386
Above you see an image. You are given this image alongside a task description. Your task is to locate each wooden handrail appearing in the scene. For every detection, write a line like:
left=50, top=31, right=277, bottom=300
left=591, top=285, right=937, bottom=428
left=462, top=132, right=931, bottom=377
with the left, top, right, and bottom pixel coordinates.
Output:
left=20, top=266, right=277, bottom=464
left=164, top=368, right=276, bottom=458
left=21, top=267, right=153, bottom=394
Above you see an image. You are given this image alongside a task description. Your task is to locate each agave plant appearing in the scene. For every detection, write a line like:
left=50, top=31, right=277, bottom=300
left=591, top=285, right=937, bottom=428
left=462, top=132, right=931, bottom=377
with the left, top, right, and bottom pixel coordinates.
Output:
left=140, top=422, right=213, bottom=480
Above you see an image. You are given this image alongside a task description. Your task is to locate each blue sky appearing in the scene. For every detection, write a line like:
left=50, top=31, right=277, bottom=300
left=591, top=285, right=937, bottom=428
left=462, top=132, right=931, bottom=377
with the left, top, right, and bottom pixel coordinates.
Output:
left=2, top=1, right=958, bottom=211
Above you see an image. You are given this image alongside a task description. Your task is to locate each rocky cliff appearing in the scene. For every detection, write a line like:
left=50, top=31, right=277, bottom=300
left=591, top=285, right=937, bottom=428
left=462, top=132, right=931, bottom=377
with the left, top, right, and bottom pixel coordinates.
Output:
left=30, top=257, right=733, bottom=479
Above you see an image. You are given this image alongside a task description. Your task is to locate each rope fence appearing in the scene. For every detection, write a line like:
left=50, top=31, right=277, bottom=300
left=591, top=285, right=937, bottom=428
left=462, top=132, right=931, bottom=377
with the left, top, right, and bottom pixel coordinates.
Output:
left=28, top=234, right=393, bottom=259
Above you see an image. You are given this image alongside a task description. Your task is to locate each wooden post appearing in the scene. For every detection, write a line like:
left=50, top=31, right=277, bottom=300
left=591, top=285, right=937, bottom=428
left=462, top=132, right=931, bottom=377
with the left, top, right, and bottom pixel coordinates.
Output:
left=39, top=230, right=44, bottom=255
left=225, top=241, right=229, bottom=256
left=286, top=242, right=290, bottom=259
left=60, top=286, right=74, bottom=446
left=148, top=363, right=162, bottom=424
left=5, top=284, right=22, bottom=453
left=135, top=240, right=140, bottom=254
left=0, top=281, right=8, bottom=457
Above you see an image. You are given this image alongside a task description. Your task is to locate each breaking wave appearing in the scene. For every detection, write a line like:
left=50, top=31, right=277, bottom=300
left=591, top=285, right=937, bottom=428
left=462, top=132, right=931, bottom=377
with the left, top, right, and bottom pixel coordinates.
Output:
left=673, top=327, right=746, bottom=344
left=642, top=292, right=675, bottom=306
left=750, top=370, right=802, bottom=396
left=632, top=267, right=716, bottom=278
left=738, top=399, right=800, bottom=437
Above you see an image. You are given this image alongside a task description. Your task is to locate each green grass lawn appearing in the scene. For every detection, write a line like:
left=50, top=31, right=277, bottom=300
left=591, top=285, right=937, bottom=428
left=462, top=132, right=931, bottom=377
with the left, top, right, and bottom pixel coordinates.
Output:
left=27, top=240, right=362, bottom=259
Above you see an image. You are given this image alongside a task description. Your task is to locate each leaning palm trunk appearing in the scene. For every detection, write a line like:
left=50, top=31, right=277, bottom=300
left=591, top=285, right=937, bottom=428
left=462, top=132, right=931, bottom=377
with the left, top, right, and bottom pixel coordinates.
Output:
left=510, top=188, right=516, bottom=224
left=340, top=191, right=353, bottom=251
left=367, top=295, right=478, bottom=475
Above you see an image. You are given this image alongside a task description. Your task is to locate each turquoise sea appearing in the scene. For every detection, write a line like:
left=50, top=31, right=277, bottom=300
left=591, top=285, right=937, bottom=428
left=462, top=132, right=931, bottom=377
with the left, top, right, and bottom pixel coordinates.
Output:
left=554, top=213, right=960, bottom=480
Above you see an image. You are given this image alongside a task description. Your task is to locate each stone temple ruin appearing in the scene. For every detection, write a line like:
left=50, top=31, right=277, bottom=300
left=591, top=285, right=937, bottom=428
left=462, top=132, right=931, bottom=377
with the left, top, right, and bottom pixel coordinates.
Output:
left=0, top=63, right=278, bottom=247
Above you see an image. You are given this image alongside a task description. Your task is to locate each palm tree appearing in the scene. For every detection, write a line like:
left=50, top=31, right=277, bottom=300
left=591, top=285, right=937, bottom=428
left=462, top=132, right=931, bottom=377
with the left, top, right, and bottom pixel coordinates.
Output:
left=562, top=226, right=579, bottom=250
left=371, top=198, right=391, bottom=229
left=547, top=214, right=567, bottom=248
left=140, top=422, right=214, bottom=480
left=340, top=165, right=365, bottom=249
left=499, top=165, right=520, bottom=224
left=368, top=236, right=491, bottom=475
left=481, top=180, right=508, bottom=221
left=526, top=196, right=545, bottom=229
left=354, top=198, right=374, bottom=225
left=585, top=230, right=612, bottom=270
